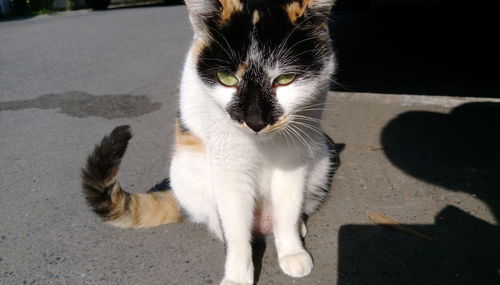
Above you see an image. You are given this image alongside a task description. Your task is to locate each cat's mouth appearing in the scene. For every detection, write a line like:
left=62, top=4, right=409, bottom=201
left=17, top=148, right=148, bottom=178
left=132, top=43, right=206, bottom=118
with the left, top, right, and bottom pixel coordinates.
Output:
left=241, top=115, right=291, bottom=135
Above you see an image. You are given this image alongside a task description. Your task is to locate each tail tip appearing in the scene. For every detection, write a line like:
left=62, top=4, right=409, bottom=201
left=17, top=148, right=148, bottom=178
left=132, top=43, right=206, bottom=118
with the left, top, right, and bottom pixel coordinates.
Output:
left=110, top=125, right=132, bottom=143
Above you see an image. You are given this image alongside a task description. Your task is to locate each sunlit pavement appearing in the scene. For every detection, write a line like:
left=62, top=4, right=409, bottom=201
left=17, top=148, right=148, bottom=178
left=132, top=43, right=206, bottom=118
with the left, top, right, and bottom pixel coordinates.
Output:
left=1, top=5, right=499, bottom=285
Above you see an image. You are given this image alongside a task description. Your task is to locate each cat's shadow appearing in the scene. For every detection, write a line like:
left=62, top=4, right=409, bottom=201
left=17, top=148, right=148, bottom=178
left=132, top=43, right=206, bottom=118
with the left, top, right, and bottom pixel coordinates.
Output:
left=337, top=102, right=500, bottom=284
left=251, top=235, right=267, bottom=284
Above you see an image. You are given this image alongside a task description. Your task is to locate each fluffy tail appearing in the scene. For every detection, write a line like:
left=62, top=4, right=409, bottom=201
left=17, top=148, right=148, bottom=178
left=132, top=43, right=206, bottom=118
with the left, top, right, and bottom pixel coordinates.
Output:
left=82, top=125, right=182, bottom=228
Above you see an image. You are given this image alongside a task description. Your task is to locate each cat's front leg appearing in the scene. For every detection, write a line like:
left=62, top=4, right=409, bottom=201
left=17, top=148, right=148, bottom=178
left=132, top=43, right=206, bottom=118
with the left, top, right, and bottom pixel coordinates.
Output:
left=271, top=166, right=313, bottom=278
left=214, top=169, right=255, bottom=285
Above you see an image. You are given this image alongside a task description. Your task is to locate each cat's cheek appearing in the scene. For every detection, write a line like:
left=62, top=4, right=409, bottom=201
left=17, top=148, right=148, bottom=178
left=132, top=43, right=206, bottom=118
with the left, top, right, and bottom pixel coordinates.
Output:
left=208, top=86, right=236, bottom=110
left=275, top=85, right=312, bottom=114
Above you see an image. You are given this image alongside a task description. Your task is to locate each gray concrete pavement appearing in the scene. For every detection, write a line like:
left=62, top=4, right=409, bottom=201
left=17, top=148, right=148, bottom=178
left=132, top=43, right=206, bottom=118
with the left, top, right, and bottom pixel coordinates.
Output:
left=1, top=5, right=499, bottom=285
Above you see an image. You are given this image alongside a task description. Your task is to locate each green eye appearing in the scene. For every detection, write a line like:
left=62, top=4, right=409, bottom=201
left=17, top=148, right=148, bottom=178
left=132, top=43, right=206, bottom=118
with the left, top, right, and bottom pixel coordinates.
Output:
left=216, top=71, right=239, bottom=87
left=274, top=74, right=296, bottom=86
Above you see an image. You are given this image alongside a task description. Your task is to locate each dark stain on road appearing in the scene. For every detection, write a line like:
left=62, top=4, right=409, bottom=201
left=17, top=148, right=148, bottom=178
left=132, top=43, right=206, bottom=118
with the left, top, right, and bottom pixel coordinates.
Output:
left=0, top=91, right=162, bottom=119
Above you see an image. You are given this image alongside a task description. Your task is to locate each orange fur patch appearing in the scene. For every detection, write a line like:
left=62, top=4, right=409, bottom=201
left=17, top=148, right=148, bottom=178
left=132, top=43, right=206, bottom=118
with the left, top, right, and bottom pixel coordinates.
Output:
left=236, top=62, right=248, bottom=77
left=260, top=115, right=291, bottom=133
left=219, top=0, right=243, bottom=24
left=191, top=38, right=209, bottom=61
left=252, top=10, right=260, bottom=25
left=130, top=194, right=141, bottom=225
left=285, top=0, right=313, bottom=23
left=175, top=119, right=204, bottom=153
left=107, top=183, right=128, bottom=220
left=108, top=190, right=183, bottom=228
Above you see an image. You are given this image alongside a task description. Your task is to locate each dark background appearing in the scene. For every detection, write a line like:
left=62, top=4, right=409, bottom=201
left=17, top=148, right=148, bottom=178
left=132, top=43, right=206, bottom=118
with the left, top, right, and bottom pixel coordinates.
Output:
left=330, top=0, right=499, bottom=97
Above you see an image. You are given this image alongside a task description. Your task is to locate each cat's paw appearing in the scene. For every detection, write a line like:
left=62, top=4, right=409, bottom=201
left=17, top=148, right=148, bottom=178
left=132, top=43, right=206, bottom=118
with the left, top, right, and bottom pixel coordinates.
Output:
left=220, top=279, right=252, bottom=285
left=278, top=251, right=313, bottom=278
left=220, top=257, right=253, bottom=285
left=220, top=269, right=253, bottom=285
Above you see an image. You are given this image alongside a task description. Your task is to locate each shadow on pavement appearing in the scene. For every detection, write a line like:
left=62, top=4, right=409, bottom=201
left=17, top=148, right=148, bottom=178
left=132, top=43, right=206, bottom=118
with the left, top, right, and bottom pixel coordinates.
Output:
left=0, top=15, right=37, bottom=22
left=337, top=102, right=500, bottom=284
left=382, top=102, right=500, bottom=220
left=252, top=236, right=267, bottom=284
left=338, top=205, right=500, bottom=284
left=330, top=0, right=499, bottom=97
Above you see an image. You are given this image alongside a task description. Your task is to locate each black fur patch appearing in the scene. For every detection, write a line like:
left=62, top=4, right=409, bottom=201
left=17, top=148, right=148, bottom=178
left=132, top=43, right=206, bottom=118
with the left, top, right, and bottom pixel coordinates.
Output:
left=149, top=178, right=171, bottom=192
left=176, top=111, right=190, bottom=133
left=81, top=125, right=132, bottom=219
left=304, top=134, right=344, bottom=215
left=325, top=135, right=344, bottom=193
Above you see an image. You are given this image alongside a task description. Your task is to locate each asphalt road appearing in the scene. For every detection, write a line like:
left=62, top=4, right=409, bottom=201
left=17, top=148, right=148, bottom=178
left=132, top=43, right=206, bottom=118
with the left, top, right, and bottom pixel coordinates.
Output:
left=1, top=4, right=499, bottom=285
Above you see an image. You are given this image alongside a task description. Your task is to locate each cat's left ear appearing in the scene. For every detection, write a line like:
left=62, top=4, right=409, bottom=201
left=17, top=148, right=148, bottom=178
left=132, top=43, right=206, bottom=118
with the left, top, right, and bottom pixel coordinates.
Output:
left=285, top=0, right=335, bottom=24
left=184, top=0, right=246, bottom=37
left=184, top=0, right=219, bottom=37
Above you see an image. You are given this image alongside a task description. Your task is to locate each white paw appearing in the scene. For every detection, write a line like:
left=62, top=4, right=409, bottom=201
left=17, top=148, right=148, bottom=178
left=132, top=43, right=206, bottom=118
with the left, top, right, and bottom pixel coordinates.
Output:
left=220, top=278, right=252, bottom=285
left=279, top=251, right=313, bottom=278
left=221, top=258, right=253, bottom=285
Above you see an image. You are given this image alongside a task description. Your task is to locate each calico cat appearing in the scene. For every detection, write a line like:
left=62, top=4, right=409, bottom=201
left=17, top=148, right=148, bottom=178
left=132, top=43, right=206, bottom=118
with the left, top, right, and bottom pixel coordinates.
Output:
left=82, top=0, right=337, bottom=284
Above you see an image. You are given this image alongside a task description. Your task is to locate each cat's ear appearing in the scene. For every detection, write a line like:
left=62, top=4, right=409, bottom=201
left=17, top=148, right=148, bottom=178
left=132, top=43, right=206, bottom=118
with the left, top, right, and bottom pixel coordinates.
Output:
left=285, top=0, right=335, bottom=24
left=185, top=0, right=246, bottom=34
left=185, top=0, right=244, bottom=36
left=184, top=0, right=217, bottom=36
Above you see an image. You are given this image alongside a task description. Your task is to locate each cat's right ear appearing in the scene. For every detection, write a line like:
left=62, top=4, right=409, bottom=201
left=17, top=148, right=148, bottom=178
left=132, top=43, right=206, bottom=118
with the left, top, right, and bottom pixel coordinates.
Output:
left=184, top=0, right=218, bottom=37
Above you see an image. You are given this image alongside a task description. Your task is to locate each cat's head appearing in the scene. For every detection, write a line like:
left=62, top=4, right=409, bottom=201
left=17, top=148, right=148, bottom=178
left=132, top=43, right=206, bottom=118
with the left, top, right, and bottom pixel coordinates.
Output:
left=185, top=0, right=335, bottom=133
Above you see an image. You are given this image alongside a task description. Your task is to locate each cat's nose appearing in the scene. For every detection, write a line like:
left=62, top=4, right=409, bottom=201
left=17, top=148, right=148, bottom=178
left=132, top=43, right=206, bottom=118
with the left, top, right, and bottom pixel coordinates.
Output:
left=245, top=118, right=267, bottom=133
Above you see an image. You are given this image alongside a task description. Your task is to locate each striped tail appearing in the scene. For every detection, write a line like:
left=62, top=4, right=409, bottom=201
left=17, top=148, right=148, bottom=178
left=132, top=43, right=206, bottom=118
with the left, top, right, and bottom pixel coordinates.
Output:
left=82, top=125, right=182, bottom=229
